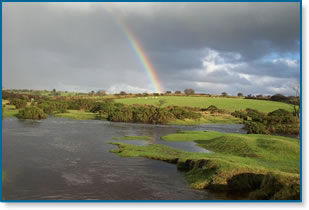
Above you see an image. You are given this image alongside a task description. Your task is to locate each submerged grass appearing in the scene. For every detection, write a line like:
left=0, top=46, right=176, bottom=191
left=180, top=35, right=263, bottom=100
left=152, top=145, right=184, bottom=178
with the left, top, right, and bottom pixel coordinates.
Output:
left=112, top=136, right=152, bottom=141
left=110, top=131, right=300, bottom=200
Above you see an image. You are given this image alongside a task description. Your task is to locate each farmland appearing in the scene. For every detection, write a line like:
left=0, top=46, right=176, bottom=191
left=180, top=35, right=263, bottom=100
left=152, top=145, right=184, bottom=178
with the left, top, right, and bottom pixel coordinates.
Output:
left=116, top=96, right=294, bottom=113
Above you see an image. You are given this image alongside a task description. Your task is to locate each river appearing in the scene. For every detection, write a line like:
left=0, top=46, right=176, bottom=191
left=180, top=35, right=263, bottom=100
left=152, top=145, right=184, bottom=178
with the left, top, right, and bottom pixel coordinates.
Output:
left=2, top=117, right=245, bottom=200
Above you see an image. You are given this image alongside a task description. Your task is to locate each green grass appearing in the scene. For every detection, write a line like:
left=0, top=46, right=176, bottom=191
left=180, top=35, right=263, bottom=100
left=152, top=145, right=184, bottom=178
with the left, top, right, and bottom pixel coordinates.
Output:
left=2, top=104, right=19, bottom=118
left=168, top=113, right=242, bottom=125
left=110, top=131, right=300, bottom=199
left=161, top=131, right=224, bottom=142
left=54, top=110, right=106, bottom=120
left=112, top=136, right=152, bottom=141
left=116, top=96, right=293, bottom=113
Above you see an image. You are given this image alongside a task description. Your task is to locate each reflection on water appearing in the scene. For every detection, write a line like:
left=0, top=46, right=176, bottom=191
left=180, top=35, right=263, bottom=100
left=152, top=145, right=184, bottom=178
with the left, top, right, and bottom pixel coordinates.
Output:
left=2, top=117, right=245, bottom=200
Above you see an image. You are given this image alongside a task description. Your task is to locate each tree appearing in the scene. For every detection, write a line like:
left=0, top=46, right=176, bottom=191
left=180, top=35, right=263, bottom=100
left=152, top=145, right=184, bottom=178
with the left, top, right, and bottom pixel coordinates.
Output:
left=96, top=90, right=106, bottom=96
left=221, top=92, right=228, bottom=97
left=256, top=94, right=264, bottom=99
left=270, top=94, right=287, bottom=102
left=165, top=91, right=172, bottom=94
left=184, top=88, right=195, bottom=95
left=175, top=91, right=181, bottom=94
left=119, top=91, right=127, bottom=95
left=237, top=92, right=243, bottom=97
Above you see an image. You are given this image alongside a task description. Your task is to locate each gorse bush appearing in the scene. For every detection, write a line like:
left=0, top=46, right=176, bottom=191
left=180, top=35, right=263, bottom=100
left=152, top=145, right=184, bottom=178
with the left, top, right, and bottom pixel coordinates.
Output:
left=232, top=108, right=299, bottom=135
left=245, top=108, right=266, bottom=123
left=66, top=99, right=97, bottom=110
left=17, top=106, right=47, bottom=120
left=9, top=98, right=27, bottom=109
left=203, top=105, right=227, bottom=114
left=37, top=101, right=68, bottom=114
left=168, top=106, right=201, bottom=120
left=107, top=105, right=174, bottom=124
left=244, top=121, right=268, bottom=134
left=99, top=102, right=201, bottom=124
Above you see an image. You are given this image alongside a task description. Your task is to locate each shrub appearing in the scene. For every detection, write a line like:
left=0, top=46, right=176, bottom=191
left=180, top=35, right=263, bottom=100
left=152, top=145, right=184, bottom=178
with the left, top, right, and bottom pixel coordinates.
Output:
left=245, top=108, right=266, bottom=123
left=231, top=110, right=247, bottom=120
left=17, top=107, right=47, bottom=120
left=37, top=101, right=68, bottom=114
left=244, top=122, right=268, bottom=134
left=10, top=98, right=27, bottom=109
left=169, top=107, right=201, bottom=120
left=267, top=109, right=296, bottom=124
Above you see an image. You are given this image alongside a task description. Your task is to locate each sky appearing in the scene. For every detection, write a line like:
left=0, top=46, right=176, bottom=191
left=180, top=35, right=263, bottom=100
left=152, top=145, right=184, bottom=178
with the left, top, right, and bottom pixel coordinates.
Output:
left=2, top=2, right=300, bottom=95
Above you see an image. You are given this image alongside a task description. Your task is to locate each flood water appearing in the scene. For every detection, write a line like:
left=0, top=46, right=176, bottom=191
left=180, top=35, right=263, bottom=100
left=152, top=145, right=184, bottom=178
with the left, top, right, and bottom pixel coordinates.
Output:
left=2, top=117, right=245, bottom=200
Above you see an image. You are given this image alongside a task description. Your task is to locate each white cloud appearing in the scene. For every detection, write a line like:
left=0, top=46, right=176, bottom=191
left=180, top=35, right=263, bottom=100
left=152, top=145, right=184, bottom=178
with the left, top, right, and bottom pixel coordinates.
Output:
left=200, top=48, right=244, bottom=75
left=272, top=58, right=299, bottom=68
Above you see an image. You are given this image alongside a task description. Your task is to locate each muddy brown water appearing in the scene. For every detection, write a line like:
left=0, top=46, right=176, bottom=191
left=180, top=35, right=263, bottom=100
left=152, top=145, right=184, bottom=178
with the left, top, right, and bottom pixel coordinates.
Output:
left=2, top=117, right=245, bottom=200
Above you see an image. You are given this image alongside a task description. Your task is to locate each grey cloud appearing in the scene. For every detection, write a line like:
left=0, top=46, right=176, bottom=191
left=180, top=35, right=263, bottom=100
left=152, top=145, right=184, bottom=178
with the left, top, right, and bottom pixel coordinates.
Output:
left=3, top=2, right=300, bottom=95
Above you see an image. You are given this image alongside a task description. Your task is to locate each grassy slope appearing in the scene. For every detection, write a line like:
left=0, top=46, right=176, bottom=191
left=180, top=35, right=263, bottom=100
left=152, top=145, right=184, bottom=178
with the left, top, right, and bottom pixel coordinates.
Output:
left=112, top=136, right=152, bottom=141
left=110, top=131, right=300, bottom=199
left=54, top=110, right=106, bottom=120
left=116, top=96, right=293, bottom=113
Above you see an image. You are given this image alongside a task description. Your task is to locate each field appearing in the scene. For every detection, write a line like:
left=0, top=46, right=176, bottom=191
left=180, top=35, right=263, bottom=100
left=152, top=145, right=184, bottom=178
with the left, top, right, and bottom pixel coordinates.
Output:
left=110, top=131, right=300, bottom=199
left=116, top=96, right=294, bottom=113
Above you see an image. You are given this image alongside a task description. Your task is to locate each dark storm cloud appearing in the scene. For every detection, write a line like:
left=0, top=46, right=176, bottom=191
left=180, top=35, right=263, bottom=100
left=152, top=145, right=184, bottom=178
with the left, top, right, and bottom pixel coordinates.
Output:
left=3, top=2, right=300, bottom=95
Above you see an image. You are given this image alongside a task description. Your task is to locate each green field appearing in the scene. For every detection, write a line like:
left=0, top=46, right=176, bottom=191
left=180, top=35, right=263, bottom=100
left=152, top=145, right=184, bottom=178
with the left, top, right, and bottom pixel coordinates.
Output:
left=110, top=131, right=300, bottom=199
left=116, top=96, right=293, bottom=113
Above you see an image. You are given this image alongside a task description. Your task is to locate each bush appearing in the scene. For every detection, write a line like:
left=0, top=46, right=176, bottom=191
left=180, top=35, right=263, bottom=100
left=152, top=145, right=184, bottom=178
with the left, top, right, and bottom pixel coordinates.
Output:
left=169, top=107, right=201, bottom=120
left=267, top=109, right=296, bottom=124
left=17, top=107, right=47, bottom=120
left=231, top=110, right=247, bottom=120
left=66, top=99, right=96, bottom=110
left=37, top=101, right=68, bottom=114
left=244, top=122, right=268, bottom=134
left=245, top=108, right=266, bottom=123
left=10, top=98, right=27, bottom=109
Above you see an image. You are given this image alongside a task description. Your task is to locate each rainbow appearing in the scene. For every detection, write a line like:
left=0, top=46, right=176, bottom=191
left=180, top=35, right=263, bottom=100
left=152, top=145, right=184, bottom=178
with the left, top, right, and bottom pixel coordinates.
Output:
left=107, top=11, right=163, bottom=93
